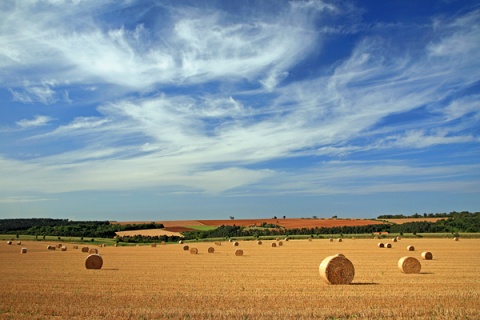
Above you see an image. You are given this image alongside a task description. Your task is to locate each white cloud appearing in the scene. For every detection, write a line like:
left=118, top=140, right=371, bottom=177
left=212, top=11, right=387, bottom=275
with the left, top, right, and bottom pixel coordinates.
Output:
left=16, top=115, right=54, bottom=128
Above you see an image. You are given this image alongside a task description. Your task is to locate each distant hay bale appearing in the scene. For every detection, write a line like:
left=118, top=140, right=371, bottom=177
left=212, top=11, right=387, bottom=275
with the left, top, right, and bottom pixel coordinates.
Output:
left=398, top=256, right=421, bottom=274
left=178, top=240, right=184, bottom=244
left=392, top=238, right=397, bottom=242
left=276, top=238, right=280, bottom=241
left=257, top=240, right=262, bottom=245
left=374, top=236, right=380, bottom=240
left=278, top=241, right=283, bottom=246
left=85, top=254, right=103, bottom=269
left=233, top=241, right=239, bottom=246
left=284, top=238, right=289, bottom=241
left=17, top=241, right=21, bottom=245
left=378, top=243, right=385, bottom=248
left=351, top=237, right=356, bottom=240
left=397, top=236, right=402, bottom=240
left=161, top=241, right=166, bottom=245
left=407, top=245, right=415, bottom=251
left=81, top=247, right=89, bottom=253
left=151, top=243, right=157, bottom=247
left=61, top=246, right=67, bottom=251
left=47, top=245, right=56, bottom=250
left=421, top=252, right=433, bottom=260
left=319, top=255, right=355, bottom=285
left=7, top=241, right=12, bottom=245
left=21, top=247, right=27, bottom=254
left=56, top=244, right=62, bottom=248
left=271, top=243, right=277, bottom=247
left=454, top=237, right=459, bottom=241
left=114, top=244, right=118, bottom=247
left=308, top=238, right=313, bottom=242
left=189, top=247, right=198, bottom=255
left=329, top=238, right=333, bottom=242
left=215, top=241, right=222, bottom=246
left=89, top=248, right=98, bottom=254
left=73, top=245, right=78, bottom=249
left=337, top=238, right=342, bottom=242
left=235, top=249, right=244, bottom=256
left=228, top=239, right=233, bottom=242
left=183, top=245, right=189, bottom=251
left=386, top=243, right=392, bottom=248
left=208, top=247, right=215, bottom=253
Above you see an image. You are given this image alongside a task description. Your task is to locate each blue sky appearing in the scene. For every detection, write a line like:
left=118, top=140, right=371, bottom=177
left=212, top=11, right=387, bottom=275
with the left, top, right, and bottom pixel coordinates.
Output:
left=1, top=0, right=479, bottom=221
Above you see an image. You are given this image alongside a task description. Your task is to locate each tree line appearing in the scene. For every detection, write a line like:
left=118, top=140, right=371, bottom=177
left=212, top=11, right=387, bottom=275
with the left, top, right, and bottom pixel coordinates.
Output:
left=377, top=210, right=478, bottom=219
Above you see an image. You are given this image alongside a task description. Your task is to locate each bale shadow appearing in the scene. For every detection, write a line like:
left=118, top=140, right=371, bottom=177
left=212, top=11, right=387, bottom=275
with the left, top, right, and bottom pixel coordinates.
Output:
left=350, top=282, right=378, bottom=286
left=102, top=268, right=119, bottom=271
left=420, top=272, right=434, bottom=275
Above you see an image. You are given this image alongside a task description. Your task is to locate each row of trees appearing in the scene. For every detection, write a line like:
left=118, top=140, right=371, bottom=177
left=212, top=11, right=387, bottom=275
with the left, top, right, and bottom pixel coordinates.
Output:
left=377, top=211, right=479, bottom=219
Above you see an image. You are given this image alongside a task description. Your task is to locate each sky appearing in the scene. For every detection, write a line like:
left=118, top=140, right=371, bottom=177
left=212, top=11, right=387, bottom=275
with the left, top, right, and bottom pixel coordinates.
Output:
left=1, top=0, right=479, bottom=221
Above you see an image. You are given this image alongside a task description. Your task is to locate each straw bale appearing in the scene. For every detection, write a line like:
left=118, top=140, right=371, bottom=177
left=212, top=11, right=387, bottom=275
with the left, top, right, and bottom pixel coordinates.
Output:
left=271, top=242, right=277, bottom=247
left=178, top=240, right=184, bottom=244
left=454, top=237, right=459, bottom=241
left=183, top=245, right=189, bottom=251
left=397, top=236, right=402, bottom=240
left=190, top=247, right=198, bottom=254
left=378, top=243, right=384, bottom=248
left=257, top=240, right=262, bottom=245
left=421, top=251, right=433, bottom=260
left=81, top=246, right=89, bottom=253
left=161, top=241, right=166, bottom=245
left=233, top=241, right=239, bottom=246
left=208, top=247, right=215, bottom=253
left=21, top=247, right=27, bottom=254
left=319, top=255, right=355, bottom=285
left=151, top=243, right=157, bottom=247
left=56, top=244, right=62, bottom=248
left=392, top=238, right=397, bottom=242
left=329, top=238, right=333, bottom=242
left=61, top=246, right=67, bottom=251
left=73, top=245, right=78, bottom=249
left=7, top=241, right=12, bottom=245
left=398, top=256, right=421, bottom=273
left=337, top=238, right=342, bottom=242
left=17, top=241, right=21, bottom=245
left=215, top=241, right=222, bottom=246
left=308, top=238, right=313, bottom=242
left=235, top=249, right=243, bottom=256
left=278, top=241, right=283, bottom=246
left=47, top=245, right=56, bottom=250
left=385, top=243, right=392, bottom=248
left=85, top=254, right=103, bottom=269
left=407, top=245, right=415, bottom=251
left=89, top=248, right=98, bottom=254
left=284, top=238, right=289, bottom=241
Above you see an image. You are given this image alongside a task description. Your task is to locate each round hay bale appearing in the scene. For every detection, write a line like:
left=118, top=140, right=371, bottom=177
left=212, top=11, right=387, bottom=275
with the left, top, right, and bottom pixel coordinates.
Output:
left=421, top=251, right=433, bottom=260
left=56, top=244, right=62, bottom=248
left=329, top=238, right=333, bottom=242
left=228, top=239, right=233, bottom=242
left=21, top=247, right=27, bottom=254
left=208, top=247, right=215, bottom=253
left=233, top=241, right=239, bottom=246
left=89, top=248, right=98, bottom=254
left=81, top=247, right=89, bottom=253
left=73, top=245, right=78, bottom=249
left=189, top=248, right=198, bottom=255
left=396, top=236, right=401, bottom=241
left=407, top=245, right=415, bottom=251
left=114, top=244, right=118, bottom=247
left=392, top=238, right=397, bottom=242
left=398, top=256, right=421, bottom=273
left=215, top=241, right=222, bottom=246
left=284, top=238, right=289, bottom=241
left=257, top=240, right=262, bottom=245
left=308, top=238, right=313, bottom=242
left=161, top=241, right=166, bottom=245
left=235, top=249, right=243, bottom=256
left=378, top=243, right=385, bottom=248
left=7, top=241, right=12, bottom=245
left=337, top=238, right=342, bottom=242
left=178, top=240, right=184, bottom=244
left=61, top=246, right=67, bottom=251
left=454, top=237, right=459, bottom=241
left=183, top=245, right=189, bottom=251
left=276, top=238, right=280, bottom=241
left=385, top=243, right=392, bottom=248
left=319, top=255, right=355, bottom=285
left=278, top=241, right=283, bottom=246
left=85, top=254, right=103, bottom=269
left=17, top=241, right=21, bottom=245
left=47, top=245, right=56, bottom=250
left=151, top=243, right=157, bottom=247
left=335, top=253, right=345, bottom=257
left=271, top=242, right=277, bottom=247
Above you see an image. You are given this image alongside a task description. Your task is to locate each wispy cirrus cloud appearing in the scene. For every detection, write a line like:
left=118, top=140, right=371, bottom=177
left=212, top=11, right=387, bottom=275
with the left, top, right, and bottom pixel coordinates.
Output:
left=16, top=115, right=54, bottom=129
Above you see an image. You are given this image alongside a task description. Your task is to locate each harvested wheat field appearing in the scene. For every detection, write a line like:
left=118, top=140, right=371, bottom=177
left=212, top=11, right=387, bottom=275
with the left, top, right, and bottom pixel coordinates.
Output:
left=0, top=239, right=479, bottom=319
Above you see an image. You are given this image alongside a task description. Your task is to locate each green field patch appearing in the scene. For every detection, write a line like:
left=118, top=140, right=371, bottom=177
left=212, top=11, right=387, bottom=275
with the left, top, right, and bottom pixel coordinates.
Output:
left=185, top=225, right=218, bottom=231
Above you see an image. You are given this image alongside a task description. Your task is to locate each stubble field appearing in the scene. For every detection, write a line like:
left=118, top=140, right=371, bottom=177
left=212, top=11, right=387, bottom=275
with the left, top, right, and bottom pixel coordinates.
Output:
left=1, top=238, right=479, bottom=319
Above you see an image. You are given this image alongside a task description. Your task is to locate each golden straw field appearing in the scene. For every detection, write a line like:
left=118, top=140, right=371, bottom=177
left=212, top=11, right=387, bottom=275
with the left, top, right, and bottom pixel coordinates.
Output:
left=1, top=238, right=479, bottom=319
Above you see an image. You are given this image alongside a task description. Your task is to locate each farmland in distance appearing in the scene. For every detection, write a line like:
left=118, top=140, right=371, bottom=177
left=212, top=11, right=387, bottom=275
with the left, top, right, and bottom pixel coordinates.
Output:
left=1, top=238, right=478, bottom=319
